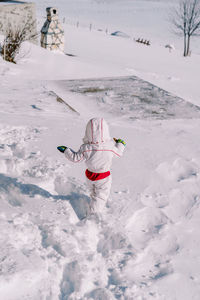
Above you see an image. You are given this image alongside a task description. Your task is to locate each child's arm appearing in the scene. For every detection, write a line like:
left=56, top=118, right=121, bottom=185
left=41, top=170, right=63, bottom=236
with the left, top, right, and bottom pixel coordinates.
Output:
left=113, top=138, right=126, bottom=156
left=57, top=145, right=85, bottom=163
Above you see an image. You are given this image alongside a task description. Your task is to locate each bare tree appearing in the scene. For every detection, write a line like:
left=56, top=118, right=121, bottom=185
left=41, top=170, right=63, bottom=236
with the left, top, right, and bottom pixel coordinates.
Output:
left=1, top=20, right=38, bottom=64
left=171, top=0, right=200, bottom=56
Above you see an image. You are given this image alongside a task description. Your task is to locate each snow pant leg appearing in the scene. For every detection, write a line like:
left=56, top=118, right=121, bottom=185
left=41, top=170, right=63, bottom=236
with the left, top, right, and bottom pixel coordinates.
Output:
left=86, top=176, right=112, bottom=213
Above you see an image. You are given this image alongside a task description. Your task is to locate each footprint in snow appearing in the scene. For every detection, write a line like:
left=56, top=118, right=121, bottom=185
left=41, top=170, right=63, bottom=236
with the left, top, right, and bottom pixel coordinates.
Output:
left=140, top=192, right=169, bottom=208
left=85, top=288, right=115, bottom=300
left=97, top=228, right=130, bottom=258
left=59, top=260, right=82, bottom=299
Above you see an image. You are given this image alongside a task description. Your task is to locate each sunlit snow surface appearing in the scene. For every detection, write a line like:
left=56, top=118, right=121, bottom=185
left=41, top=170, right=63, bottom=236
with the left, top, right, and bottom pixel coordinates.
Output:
left=1, top=0, right=200, bottom=299
left=1, top=75, right=200, bottom=300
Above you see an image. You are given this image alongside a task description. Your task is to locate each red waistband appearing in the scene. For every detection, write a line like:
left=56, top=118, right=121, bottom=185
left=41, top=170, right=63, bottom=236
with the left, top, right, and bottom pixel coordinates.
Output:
left=85, top=169, right=110, bottom=181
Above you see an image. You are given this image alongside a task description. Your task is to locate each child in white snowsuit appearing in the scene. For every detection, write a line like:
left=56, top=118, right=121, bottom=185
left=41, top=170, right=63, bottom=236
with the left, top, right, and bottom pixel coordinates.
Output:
left=57, top=118, right=125, bottom=213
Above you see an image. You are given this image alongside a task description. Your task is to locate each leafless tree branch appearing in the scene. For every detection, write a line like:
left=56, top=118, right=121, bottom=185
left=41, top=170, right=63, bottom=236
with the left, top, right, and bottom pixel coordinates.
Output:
left=170, top=0, right=200, bottom=56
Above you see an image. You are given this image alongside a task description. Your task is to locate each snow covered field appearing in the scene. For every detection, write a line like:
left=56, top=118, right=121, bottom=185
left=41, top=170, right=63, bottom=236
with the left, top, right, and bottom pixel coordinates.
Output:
left=26, top=0, right=200, bottom=54
left=1, top=0, right=200, bottom=299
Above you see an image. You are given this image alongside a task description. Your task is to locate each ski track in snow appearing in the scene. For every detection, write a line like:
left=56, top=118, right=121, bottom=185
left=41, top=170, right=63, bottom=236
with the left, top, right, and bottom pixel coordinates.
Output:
left=1, top=69, right=200, bottom=299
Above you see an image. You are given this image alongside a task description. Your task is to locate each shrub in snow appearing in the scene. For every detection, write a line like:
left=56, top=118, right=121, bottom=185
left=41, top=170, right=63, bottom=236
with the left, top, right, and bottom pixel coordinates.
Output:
left=1, top=20, right=38, bottom=64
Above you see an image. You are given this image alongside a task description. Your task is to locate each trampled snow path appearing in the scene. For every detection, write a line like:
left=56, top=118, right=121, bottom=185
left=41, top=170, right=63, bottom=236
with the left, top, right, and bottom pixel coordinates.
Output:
left=1, top=74, right=200, bottom=299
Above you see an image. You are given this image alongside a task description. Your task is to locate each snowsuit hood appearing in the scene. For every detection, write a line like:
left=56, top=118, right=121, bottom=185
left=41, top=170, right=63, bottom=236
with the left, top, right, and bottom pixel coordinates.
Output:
left=83, top=118, right=110, bottom=144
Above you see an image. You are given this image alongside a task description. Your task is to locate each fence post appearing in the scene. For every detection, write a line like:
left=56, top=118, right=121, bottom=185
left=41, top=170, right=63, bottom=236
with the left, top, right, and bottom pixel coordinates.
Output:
left=89, top=23, right=92, bottom=31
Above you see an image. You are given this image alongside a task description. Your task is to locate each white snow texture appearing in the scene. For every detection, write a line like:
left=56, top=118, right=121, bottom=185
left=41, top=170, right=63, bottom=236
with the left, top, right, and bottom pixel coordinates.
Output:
left=0, top=0, right=200, bottom=299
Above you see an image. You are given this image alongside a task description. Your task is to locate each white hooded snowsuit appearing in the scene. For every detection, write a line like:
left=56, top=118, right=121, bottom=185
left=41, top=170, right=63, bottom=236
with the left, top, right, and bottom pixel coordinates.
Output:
left=64, top=118, right=125, bottom=212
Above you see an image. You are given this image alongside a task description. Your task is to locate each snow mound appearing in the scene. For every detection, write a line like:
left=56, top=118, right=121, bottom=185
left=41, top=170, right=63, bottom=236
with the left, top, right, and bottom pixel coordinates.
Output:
left=126, top=207, right=168, bottom=250
left=156, top=158, right=198, bottom=182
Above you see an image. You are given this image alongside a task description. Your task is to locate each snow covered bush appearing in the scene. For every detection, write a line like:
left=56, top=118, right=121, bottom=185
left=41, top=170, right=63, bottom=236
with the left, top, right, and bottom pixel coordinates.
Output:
left=1, top=20, right=37, bottom=64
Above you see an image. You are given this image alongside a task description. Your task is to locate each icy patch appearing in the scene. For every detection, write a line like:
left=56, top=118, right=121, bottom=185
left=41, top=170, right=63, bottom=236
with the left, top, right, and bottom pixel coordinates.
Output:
left=52, top=76, right=200, bottom=120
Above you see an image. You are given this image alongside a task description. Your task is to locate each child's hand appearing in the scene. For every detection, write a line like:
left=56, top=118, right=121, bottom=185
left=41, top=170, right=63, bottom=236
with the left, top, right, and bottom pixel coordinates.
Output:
left=57, top=146, right=67, bottom=153
left=113, top=138, right=126, bottom=146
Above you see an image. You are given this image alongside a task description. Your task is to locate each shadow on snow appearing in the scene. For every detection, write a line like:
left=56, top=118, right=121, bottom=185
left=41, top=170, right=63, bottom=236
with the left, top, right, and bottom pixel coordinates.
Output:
left=0, top=173, right=90, bottom=220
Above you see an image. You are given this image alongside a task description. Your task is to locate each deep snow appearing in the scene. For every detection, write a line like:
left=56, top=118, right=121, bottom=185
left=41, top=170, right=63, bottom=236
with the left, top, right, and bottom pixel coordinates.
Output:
left=1, top=0, right=200, bottom=299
